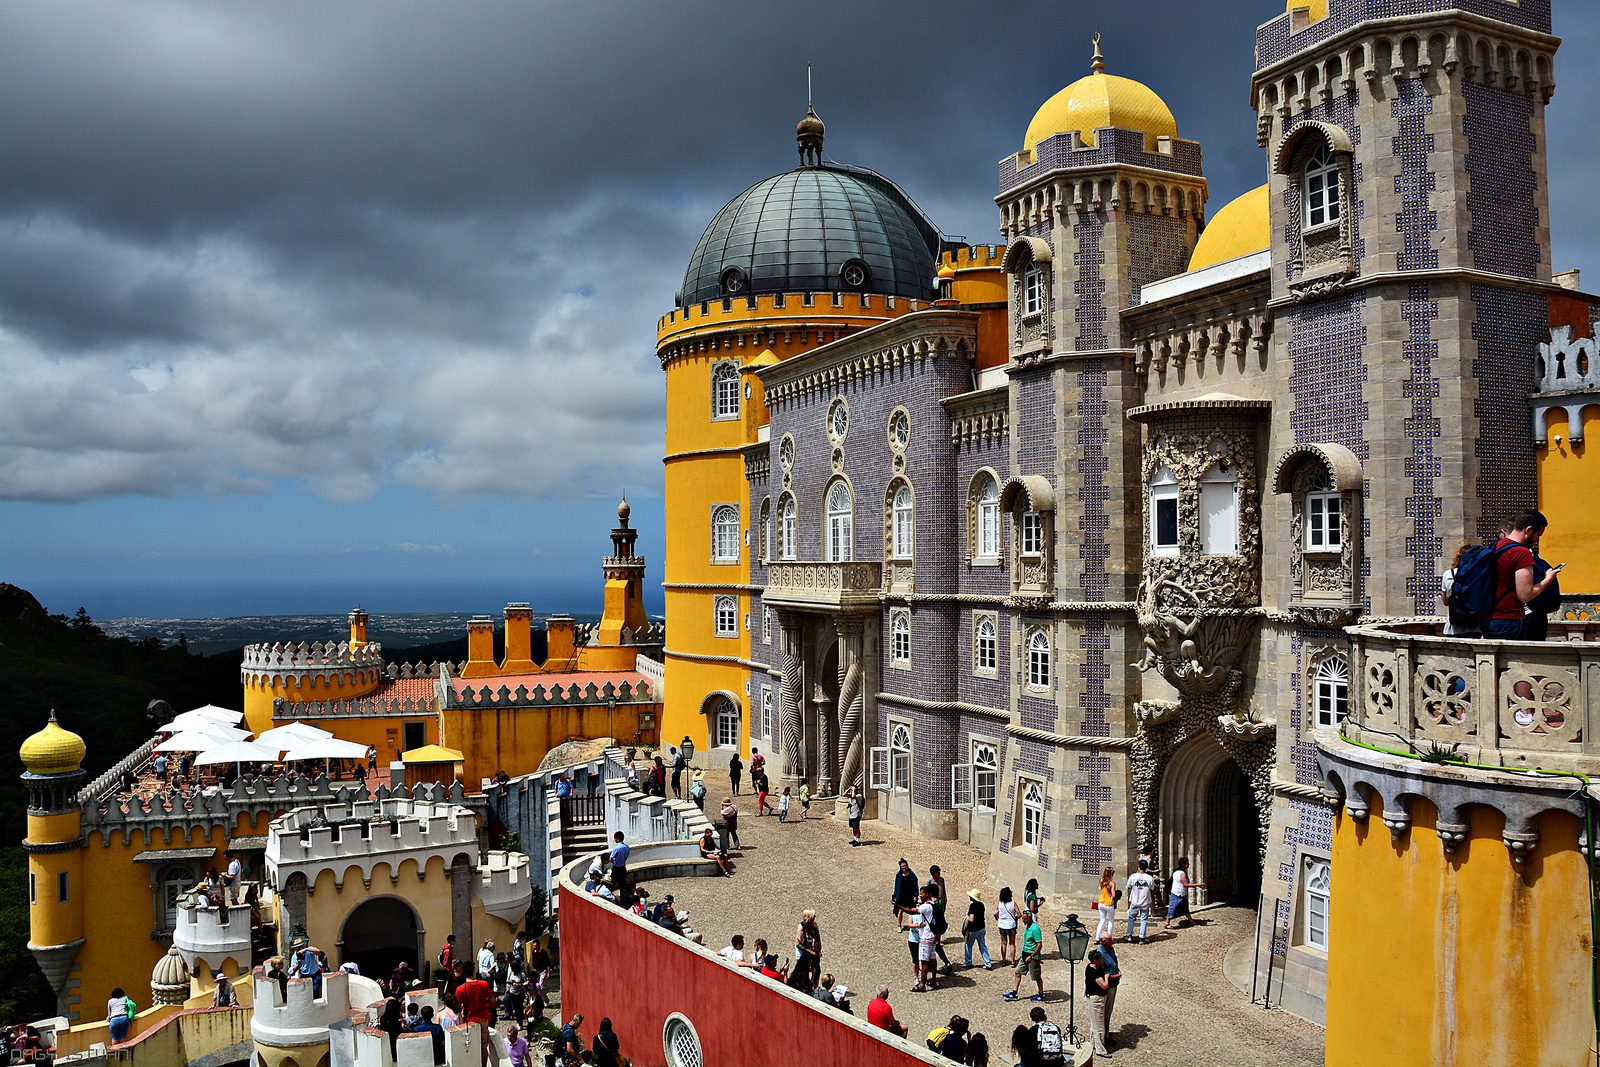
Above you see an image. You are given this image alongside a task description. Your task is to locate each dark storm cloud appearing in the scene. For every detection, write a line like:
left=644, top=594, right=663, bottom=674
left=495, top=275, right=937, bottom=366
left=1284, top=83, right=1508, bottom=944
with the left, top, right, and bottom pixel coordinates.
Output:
left=0, top=0, right=1593, bottom=503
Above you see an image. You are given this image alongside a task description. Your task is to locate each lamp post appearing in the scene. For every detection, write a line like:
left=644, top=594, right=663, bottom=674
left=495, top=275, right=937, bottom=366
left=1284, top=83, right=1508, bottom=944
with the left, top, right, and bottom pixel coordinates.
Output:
left=681, top=736, right=695, bottom=770
left=1054, top=912, right=1091, bottom=1044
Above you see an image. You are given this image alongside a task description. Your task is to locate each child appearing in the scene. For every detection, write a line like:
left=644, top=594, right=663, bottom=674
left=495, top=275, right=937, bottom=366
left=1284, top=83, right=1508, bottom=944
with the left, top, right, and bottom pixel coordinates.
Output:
left=798, top=782, right=812, bottom=820
left=777, top=786, right=792, bottom=823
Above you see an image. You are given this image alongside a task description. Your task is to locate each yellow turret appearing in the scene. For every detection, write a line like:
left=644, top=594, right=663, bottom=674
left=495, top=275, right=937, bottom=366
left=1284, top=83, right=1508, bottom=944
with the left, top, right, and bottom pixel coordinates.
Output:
left=21, top=711, right=88, bottom=1015
left=1022, top=35, right=1179, bottom=155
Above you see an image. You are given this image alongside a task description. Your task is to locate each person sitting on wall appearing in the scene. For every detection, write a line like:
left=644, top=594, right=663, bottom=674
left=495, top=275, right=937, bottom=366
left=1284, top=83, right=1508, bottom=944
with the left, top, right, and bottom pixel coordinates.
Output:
left=699, top=827, right=731, bottom=876
left=868, top=986, right=908, bottom=1038
left=653, top=895, right=686, bottom=936
left=758, top=954, right=790, bottom=982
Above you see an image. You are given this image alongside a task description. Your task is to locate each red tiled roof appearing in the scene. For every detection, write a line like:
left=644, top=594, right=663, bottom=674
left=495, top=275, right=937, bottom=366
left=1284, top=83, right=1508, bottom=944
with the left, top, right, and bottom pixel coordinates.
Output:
left=372, top=676, right=438, bottom=702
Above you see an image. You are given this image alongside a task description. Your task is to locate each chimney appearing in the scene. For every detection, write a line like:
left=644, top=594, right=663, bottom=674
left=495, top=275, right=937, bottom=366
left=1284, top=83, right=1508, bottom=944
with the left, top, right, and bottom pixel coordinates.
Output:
left=348, top=609, right=368, bottom=648
left=502, top=603, right=537, bottom=673
left=460, top=616, right=497, bottom=678
left=545, top=615, right=576, bottom=665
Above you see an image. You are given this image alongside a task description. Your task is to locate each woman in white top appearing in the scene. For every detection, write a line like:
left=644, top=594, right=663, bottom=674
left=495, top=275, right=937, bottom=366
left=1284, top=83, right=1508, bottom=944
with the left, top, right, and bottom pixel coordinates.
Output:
left=106, top=987, right=133, bottom=1044
left=1163, top=855, right=1204, bottom=930
left=993, top=886, right=1020, bottom=965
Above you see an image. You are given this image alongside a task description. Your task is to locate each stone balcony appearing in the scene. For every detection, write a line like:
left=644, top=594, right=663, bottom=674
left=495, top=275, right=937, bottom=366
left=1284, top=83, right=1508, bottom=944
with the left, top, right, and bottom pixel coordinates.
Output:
left=1343, top=619, right=1600, bottom=774
left=171, top=892, right=255, bottom=974
left=763, top=561, right=883, bottom=613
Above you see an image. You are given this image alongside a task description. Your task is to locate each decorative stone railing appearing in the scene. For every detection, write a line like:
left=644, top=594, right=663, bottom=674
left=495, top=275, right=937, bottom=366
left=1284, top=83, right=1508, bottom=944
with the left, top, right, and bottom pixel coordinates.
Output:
left=273, top=694, right=438, bottom=719
left=172, top=893, right=254, bottom=973
left=251, top=967, right=354, bottom=1046
left=763, top=561, right=884, bottom=612
left=635, top=654, right=665, bottom=696
left=1344, top=620, right=1600, bottom=774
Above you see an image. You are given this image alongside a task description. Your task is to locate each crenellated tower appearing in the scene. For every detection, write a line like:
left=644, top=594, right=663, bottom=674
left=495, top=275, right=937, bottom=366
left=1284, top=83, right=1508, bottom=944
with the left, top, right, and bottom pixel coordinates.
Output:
left=240, top=609, right=386, bottom=733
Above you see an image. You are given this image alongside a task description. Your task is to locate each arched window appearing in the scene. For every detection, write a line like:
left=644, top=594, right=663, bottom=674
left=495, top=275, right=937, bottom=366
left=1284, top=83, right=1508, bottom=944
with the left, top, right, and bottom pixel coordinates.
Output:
left=1304, top=857, right=1331, bottom=949
left=1150, top=465, right=1179, bottom=557
left=1306, top=470, right=1341, bottom=551
left=976, top=475, right=1000, bottom=561
left=1305, top=144, right=1341, bottom=229
left=1200, top=464, right=1239, bottom=556
left=974, top=616, right=997, bottom=674
left=827, top=481, right=853, bottom=562
left=759, top=498, right=771, bottom=562
left=1020, top=780, right=1044, bottom=848
left=1314, top=656, right=1349, bottom=728
left=714, top=698, right=741, bottom=749
left=779, top=495, right=797, bottom=560
left=973, top=743, right=998, bottom=812
left=891, top=723, right=912, bottom=792
left=892, top=484, right=914, bottom=559
left=1027, top=628, right=1051, bottom=689
left=161, top=865, right=197, bottom=928
left=714, top=596, right=737, bottom=637
left=891, top=612, right=911, bottom=665
left=712, top=506, right=740, bottom=562
left=712, top=363, right=741, bottom=418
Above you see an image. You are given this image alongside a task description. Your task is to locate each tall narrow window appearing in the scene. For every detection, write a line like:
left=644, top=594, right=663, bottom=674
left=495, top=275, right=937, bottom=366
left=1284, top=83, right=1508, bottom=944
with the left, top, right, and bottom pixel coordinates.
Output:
left=58, top=871, right=69, bottom=903
left=162, top=867, right=197, bottom=927
left=712, top=363, right=741, bottom=418
left=891, top=724, right=912, bottom=792
left=1305, top=144, right=1341, bottom=229
left=760, top=687, right=773, bottom=738
left=1027, top=629, right=1052, bottom=689
left=763, top=609, right=771, bottom=644
left=1305, top=858, right=1331, bottom=950
left=976, top=476, right=1000, bottom=560
left=892, top=485, right=914, bottom=559
left=712, top=505, right=740, bottom=562
left=975, top=616, right=997, bottom=674
left=827, top=482, right=853, bottom=562
left=1314, top=657, right=1350, bottom=728
left=715, top=699, right=740, bottom=749
left=1023, top=266, right=1042, bottom=315
left=1150, top=466, right=1179, bottom=557
left=973, top=743, right=998, bottom=812
left=1306, top=471, right=1341, bottom=551
left=714, top=596, right=737, bottom=637
left=891, top=613, right=911, bottom=665
left=1199, top=464, right=1239, bottom=556
left=1021, top=511, right=1043, bottom=555
left=779, top=496, right=797, bottom=560
left=1021, top=780, right=1044, bottom=848
left=759, top=499, right=771, bottom=562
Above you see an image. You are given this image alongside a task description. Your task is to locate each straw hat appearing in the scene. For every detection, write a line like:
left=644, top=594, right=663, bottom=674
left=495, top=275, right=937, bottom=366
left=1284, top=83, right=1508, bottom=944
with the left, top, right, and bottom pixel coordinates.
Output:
left=968, top=888, right=984, bottom=903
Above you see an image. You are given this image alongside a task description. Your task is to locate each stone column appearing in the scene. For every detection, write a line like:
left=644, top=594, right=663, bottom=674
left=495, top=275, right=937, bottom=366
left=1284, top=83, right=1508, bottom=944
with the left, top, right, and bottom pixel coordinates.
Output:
left=813, top=683, right=834, bottom=797
left=834, top=617, right=867, bottom=795
left=778, top=612, right=806, bottom=789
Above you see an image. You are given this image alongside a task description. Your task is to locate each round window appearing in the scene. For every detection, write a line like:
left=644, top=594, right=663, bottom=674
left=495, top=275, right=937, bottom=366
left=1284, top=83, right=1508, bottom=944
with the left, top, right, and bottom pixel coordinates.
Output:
left=841, top=261, right=868, bottom=288
left=663, top=1015, right=703, bottom=1067
left=779, top=435, right=795, bottom=471
left=829, top=399, right=849, bottom=442
left=889, top=409, right=910, bottom=450
left=721, top=268, right=745, bottom=294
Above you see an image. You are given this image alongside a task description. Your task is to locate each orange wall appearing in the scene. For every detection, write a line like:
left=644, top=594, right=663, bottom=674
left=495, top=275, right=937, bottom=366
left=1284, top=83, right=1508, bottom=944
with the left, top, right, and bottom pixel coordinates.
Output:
left=1536, top=406, right=1600, bottom=595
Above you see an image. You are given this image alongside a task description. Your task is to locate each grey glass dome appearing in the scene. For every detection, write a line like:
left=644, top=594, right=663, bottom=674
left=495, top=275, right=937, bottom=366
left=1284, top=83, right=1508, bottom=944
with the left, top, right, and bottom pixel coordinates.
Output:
left=680, top=166, right=941, bottom=306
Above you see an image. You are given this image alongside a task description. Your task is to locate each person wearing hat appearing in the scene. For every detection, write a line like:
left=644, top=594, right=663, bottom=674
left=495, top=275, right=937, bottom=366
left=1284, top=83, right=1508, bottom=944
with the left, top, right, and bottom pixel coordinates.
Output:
left=689, top=768, right=707, bottom=810
left=963, top=887, right=992, bottom=969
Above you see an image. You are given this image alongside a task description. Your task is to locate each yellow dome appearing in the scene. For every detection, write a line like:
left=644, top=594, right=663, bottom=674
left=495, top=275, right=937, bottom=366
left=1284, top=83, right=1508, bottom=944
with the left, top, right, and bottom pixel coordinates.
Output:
left=1188, top=184, right=1270, bottom=272
left=1288, top=0, right=1329, bottom=22
left=1024, top=36, right=1177, bottom=155
left=21, top=710, right=86, bottom=776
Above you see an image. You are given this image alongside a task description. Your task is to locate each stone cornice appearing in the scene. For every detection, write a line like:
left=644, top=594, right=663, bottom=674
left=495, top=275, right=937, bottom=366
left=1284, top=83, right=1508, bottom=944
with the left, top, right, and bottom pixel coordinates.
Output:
left=1266, top=266, right=1576, bottom=310
left=755, top=309, right=979, bottom=402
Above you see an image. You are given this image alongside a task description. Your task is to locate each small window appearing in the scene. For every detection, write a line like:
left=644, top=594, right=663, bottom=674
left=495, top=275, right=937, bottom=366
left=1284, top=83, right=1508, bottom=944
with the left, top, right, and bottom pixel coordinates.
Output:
left=892, top=485, right=914, bottom=559
left=975, top=616, right=997, bottom=675
left=890, top=724, right=912, bottom=792
left=58, top=871, right=69, bottom=904
left=162, top=866, right=197, bottom=927
left=973, top=743, right=998, bottom=812
left=29, top=873, right=36, bottom=906
left=976, top=476, right=1000, bottom=561
left=1305, top=858, right=1331, bottom=950
left=891, top=613, right=910, bottom=665
left=403, top=721, right=426, bottom=751
left=760, top=687, right=773, bottom=738
left=1199, top=465, right=1239, bottom=556
left=715, top=699, right=740, bottom=749
left=714, top=596, right=737, bottom=637
left=828, top=399, right=849, bottom=442
left=1307, top=472, right=1341, bottom=551
left=1305, top=144, right=1341, bottom=229
left=712, top=363, right=741, bottom=419
left=779, top=496, right=797, bottom=560
left=1021, top=511, right=1043, bottom=555
left=1027, top=628, right=1052, bottom=690
left=760, top=499, right=771, bottom=562
left=889, top=410, right=910, bottom=449
left=1150, top=466, right=1179, bottom=557
left=778, top=436, right=795, bottom=470
left=763, top=609, right=772, bottom=645
left=1315, top=657, right=1350, bottom=728
left=712, top=505, right=740, bottom=562
left=827, top=482, right=853, bottom=563
left=1020, top=780, right=1044, bottom=848
left=1022, top=266, right=1042, bottom=315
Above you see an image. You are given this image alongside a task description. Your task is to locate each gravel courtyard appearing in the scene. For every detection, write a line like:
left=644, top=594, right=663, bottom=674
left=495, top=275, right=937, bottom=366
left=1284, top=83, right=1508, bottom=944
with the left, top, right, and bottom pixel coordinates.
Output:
left=640, top=768, right=1324, bottom=1067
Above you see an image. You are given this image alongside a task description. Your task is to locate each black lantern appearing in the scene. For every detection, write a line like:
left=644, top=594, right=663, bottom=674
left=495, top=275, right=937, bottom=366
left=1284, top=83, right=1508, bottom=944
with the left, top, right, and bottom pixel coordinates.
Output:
left=1055, top=913, right=1090, bottom=1044
left=681, top=736, right=696, bottom=765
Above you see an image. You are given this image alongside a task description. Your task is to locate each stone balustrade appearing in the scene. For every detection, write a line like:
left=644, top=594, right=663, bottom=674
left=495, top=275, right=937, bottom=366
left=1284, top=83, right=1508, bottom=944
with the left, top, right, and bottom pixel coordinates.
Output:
left=1345, top=619, right=1600, bottom=774
left=763, top=561, right=884, bottom=612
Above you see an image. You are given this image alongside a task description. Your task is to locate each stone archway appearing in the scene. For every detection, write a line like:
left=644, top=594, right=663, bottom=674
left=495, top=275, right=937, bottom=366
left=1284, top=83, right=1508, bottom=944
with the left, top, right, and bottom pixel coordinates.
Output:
left=1156, top=732, right=1265, bottom=907
left=1159, top=732, right=1232, bottom=904
left=337, top=895, right=422, bottom=980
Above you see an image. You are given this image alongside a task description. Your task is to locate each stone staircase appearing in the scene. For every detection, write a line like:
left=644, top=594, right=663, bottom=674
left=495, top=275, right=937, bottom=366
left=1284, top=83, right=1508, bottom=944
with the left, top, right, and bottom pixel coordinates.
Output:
left=561, top=822, right=609, bottom=866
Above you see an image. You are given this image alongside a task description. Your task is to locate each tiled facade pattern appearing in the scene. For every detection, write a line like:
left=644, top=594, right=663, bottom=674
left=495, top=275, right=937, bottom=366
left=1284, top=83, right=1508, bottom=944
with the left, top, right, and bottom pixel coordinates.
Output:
left=1126, top=214, right=1190, bottom=306
left=1469, top=284, right=1545, bottom=539
left=1392, top=79, right=1439, bottom=273
left=1015, top=369, right=1055, bottom=479
left=1073, top=215, right=1109, bottom=350
left=1074, top=362, right=1112, bottom=602
left=1461, top=79, right=1541, bottom=280
left=1287, top=294, right=1371, bottom=458
left=1000, top=128, right=1204, bottom=193
left=1256, top=0, right=1550, bottom=69
left=1401, top=283, right=1444, bottom=614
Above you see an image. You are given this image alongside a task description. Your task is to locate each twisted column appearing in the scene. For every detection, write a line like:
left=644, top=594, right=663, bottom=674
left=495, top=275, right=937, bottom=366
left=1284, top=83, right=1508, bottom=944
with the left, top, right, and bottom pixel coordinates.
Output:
left=778, top=613, right=806, bottom=787
left=814, top=684, right=833, bottom=796
left=835, top=618, right=866, bottom=794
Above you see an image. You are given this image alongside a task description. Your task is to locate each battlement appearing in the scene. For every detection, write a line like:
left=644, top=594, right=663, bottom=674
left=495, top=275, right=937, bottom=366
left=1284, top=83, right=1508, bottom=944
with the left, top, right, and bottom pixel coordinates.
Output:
left=1000, top=126, right=1206, bottom=194
left=251, top=967, right=352, bottom=1045
left=657, top=289, right=920, bottom=348
left=172, top=893, right=254, bottom=973
left=273, top=694, right=438, bottom=720
left=242, top=640, right=387, bottom=675
left=266, top=796, right=480, bottom=890
left=1255, top=0, right=1552, bottom=73
left=939, top=245, right=1003, bottom=271
left=585, top=621, right=664, bottom=647
left=446, top=677, right=654, bottom=709
left=476, top=850, right=533, bottom=924
left=384, top=661, right=445, bottom=680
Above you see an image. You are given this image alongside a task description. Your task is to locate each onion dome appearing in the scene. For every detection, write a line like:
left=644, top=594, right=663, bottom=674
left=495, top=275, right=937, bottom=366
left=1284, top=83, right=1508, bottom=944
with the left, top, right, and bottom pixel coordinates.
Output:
left=151, top=947, right=191, bottom=1006
left=797, top=104, right=826, bottom=167
left=1289, top=0, right=1329, bottom=22
left=21, top=710, right=86, bottom=777
left=1024, top=35, right=1178, bottom=155
left=617, top=498, right=631, bottom=523
left=1188, top=185, right=1270, bottom=271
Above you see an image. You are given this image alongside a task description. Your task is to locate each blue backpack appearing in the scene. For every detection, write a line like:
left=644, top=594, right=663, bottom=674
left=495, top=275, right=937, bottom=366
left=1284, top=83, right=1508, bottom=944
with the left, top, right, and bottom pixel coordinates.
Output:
left=1448, top=542, right=1513, bottom=622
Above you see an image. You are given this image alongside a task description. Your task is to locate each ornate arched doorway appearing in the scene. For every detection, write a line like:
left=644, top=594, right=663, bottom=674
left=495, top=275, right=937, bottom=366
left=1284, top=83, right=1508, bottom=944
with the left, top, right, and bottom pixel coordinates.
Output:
left=338, top=895, right=421, bottom=980
left=1158, top=733, right=1261, bottom=906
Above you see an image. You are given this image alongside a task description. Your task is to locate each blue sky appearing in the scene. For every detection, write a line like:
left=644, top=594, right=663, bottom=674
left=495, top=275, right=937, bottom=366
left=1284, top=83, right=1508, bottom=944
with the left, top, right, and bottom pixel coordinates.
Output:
left=1, top=1, right=1594, bottom=621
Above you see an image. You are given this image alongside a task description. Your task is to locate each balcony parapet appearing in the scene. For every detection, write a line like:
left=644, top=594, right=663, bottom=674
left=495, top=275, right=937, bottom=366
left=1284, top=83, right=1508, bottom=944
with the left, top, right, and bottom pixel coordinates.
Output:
left=763, top=562, right=883, bottom=613
left=171, top=892, right=255, bottom=973
left=1344, top=619, right=1600, bottom=775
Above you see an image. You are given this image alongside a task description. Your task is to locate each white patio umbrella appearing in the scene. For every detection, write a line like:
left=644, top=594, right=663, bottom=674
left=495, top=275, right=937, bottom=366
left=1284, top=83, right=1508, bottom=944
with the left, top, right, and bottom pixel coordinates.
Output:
left=192, top=741, right=280, bottom=771
left=166, top=710, right=246, bottom=734
left=281, top=737, right=370, bottom=762
left=186, top=704, right=244, bottom=722
left=256, top=723, right=334, bottom=751
left=154, top=731, right=236, bottom=753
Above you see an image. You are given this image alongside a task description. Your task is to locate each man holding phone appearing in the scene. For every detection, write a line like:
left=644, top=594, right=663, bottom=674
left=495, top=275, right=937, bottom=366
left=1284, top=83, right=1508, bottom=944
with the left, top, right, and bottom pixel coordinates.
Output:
left=1486, top=510, right=1562, bottom=641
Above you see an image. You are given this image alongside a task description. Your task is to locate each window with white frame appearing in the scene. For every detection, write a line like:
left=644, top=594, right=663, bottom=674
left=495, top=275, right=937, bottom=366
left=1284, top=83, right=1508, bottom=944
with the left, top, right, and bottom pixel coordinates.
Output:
left=1306, top=471, right=1341, bottom=551
left=779, top=495, right=797, bottom=560
left=1027, top=628, right=1051, bottom=690
left=1150, top=465, right=1179, bottom=557
left=1314, top=656, right=1350, bottom=728
left=712, top=505, right=740, bottom=563
left=715, top=698, right=740, bottom=749
left=761, top=687, right=773, bottom=738
left=891, top=723, right=912, bottom=791
left=1304, top=857, right=1331, bottom=950
left=760, top=499, right=771, bottom=561
left=827, top=481, right=853, bottom=562
left=161, top=865, right=197, bottom=928
left=1023, top=266, right=1042, bottom=315
left=1199, top=464, right=1239, bottom=556
left=973, top=742, right=998, bottom=812
left=974, top=615, right=997, bottom=675
left=1304, top=144, right=1341, bottom=230
left=1020, top=779, right=1044, bottom=848
left=976, top=475, right=1000, bottom=561
left=1021, top=510, right=1043, bottom=555
left=763, top=609, right=771, bottom=644
left=891, top=612, right=910, bottom=665
left=714, top=596, right=737, bottom=637
left=712, top=362, right=741, bottom=418
left=892, top=484, right=914, bottom=558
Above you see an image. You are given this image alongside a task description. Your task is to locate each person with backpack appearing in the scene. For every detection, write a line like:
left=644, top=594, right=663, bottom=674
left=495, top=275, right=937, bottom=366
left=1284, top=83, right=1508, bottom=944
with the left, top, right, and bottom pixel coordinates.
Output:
left=669, top=746, right=686, bottom=799
left=689, top=769, right=707, bottom=810
left=1450, top=510, right=1562, bottom=640
left=1097, top=933, right=1124, bottom=1045
left=1439, top=543, right=1480, bottom=636
left=106, top=987, right=134, bottom=1044
left=963, top=887, right=991, bottom=969
left=1028, top=1006, right=1065, bottom=1067
left=557, top=1014, right=585, bottom=1066
left=929, top=1015, right=969, bottom=1061
left=927, top=868, right=952, bottom=972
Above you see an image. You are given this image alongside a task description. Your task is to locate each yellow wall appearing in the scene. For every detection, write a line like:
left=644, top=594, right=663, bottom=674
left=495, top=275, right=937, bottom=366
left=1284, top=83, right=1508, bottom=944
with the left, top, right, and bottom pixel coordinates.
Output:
left=1325, top=798, right=1592, bottom=1066
left=1537, top=405, right=1600, bottom=594
left=441, top=702, right=659, bottom=786
left=27, top=806, right=83, bottom=952
left=301, top=715, right=437, bottom=769
left=244, top=668, right=385, bottom=735
left=303, top=858, right=453, bottom=972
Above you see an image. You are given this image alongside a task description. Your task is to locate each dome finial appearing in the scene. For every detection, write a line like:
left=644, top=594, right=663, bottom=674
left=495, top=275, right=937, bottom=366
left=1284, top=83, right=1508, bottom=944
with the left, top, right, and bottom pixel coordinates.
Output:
left=797, top=63, right=824, bottom=167
left=1091, top=33, right=1105, bottom=75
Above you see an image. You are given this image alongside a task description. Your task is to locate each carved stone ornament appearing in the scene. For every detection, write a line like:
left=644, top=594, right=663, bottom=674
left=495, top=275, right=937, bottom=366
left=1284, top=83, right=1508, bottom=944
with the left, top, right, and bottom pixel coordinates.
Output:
left=1217, top=712, right=1277, bottom=739
left=1134, top=700, right=1181, bottom=725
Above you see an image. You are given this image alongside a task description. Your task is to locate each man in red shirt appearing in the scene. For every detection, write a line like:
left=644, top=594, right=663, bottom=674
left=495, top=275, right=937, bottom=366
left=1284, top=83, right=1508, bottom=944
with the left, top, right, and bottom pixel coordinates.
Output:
left=866, top=985, right=907, bottom=1038
left=455, top=969, right=495, bottom=1064
left=1486, top=510, right=1562, bottom=641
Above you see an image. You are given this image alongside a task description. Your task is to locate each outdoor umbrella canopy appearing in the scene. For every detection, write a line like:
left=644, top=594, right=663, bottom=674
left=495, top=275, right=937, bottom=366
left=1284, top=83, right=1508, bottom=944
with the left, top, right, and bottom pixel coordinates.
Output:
left=256, top=723, right=334, bottom=751
left=177, top=705, right=243, bottom=724
left=155, top=731, right=238, bottom=753
left=281, top=737, right=370, bottom=762
left=192, top=741, right=280, bottom=766
left=167, top=711, right=246, bottom=734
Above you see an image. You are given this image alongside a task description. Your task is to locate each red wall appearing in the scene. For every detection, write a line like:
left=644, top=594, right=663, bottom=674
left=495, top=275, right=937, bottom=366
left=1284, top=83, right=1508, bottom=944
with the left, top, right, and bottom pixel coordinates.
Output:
left=559, top=874, right=940, bottom=1067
